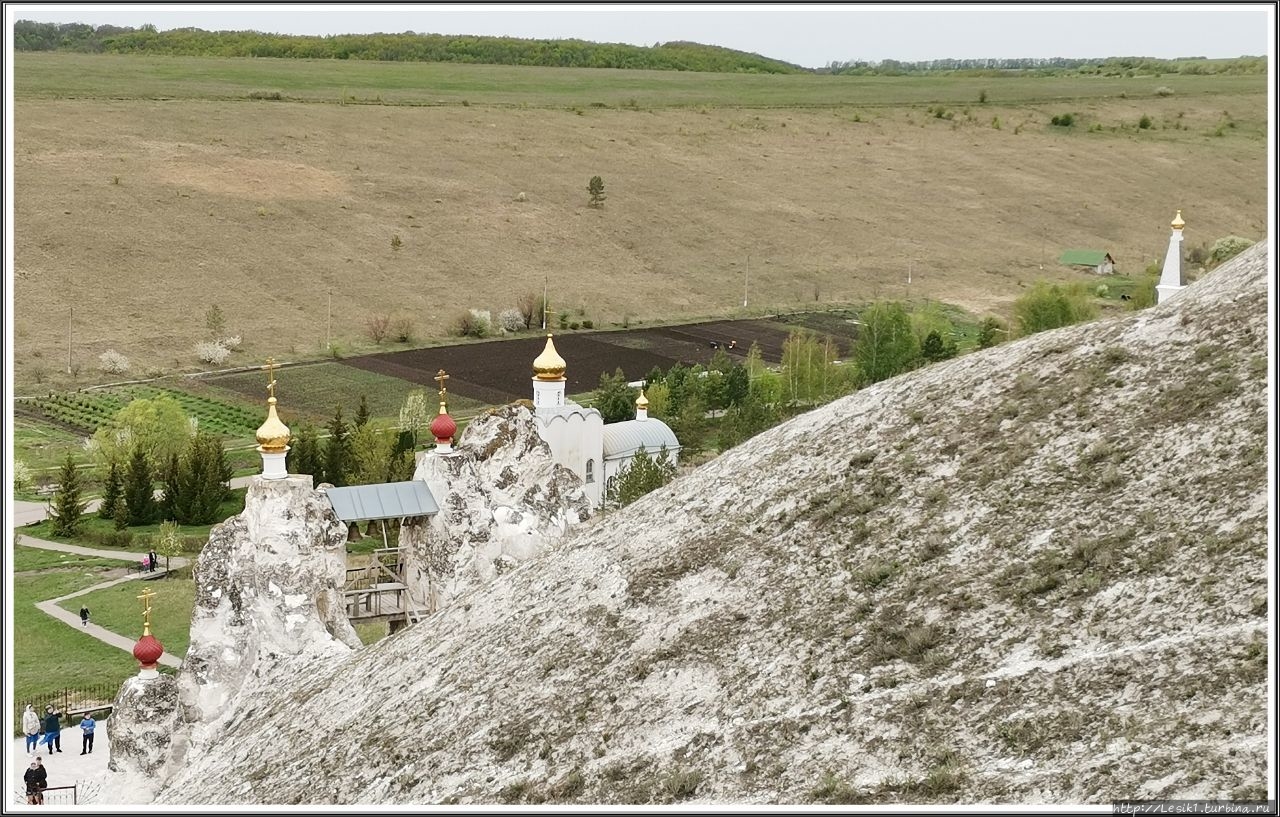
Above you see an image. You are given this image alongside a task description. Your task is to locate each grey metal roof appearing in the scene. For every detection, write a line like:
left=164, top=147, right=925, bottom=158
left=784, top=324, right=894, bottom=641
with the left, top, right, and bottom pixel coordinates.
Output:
left=602, top=419, right=680, bottom=460
left=323, top=481, right=439, bottom=522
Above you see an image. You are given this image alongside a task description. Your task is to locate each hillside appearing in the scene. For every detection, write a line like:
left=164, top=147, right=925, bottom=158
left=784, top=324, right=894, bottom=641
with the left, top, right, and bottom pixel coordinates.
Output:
left=10, top=55, right=1267, bottom=388
left=148, top=244, right=1269, bottom=805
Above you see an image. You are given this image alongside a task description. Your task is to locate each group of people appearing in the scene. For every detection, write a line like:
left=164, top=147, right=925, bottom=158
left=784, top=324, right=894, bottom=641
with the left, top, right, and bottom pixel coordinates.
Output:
left=22, top=704, right=96, bottom=755
left=141, top=548, right=159, bottom=573
left=21, top=703, right=98, bottom=803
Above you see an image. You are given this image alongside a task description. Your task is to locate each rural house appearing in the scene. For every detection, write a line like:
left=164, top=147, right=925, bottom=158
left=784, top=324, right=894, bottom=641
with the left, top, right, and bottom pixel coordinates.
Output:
left=1058, top=249, right=1116, bottom=274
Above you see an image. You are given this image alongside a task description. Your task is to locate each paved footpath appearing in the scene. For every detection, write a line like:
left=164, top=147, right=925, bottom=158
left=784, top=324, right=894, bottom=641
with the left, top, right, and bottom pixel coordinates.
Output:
left=15, top=535, right=190, bottom=668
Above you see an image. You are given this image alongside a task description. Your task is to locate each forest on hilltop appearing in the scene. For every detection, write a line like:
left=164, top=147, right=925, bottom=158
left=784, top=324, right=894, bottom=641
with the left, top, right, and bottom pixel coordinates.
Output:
left=14, top=21, right=1265, bottom=76
left=11, top=21, right=802, bottom=73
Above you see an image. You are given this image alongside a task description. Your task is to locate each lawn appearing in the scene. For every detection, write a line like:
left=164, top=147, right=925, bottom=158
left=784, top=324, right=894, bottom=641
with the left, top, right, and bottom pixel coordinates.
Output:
left=57, top=569, right=196, bottom=662
left=14, top=53, right=1265, bottom=109
left=11, top=545, right=124, bottom=573
left=11, top=565, right=143, bottom=733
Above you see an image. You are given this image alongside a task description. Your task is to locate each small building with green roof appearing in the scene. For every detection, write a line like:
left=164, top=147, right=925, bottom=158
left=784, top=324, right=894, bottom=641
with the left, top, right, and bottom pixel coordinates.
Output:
left=1058, top=249, right=1116, bottom=274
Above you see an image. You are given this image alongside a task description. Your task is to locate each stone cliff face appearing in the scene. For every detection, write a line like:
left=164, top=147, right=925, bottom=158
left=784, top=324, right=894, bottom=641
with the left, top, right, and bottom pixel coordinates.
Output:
left=153, top=245, right=1268, bottom=805
left=402, top=403, right=592, bottom=613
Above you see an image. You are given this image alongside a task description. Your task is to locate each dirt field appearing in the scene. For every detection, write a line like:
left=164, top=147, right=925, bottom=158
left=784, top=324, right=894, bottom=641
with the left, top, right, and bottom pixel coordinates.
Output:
left=341, top=318, right=794, bottom=404
left=11, top=55, right=1268, bottom=391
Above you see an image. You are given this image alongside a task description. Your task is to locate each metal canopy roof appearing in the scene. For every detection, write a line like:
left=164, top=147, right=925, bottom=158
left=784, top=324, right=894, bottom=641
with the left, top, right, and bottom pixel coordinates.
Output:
left=323, top=481, right=439, bottom=522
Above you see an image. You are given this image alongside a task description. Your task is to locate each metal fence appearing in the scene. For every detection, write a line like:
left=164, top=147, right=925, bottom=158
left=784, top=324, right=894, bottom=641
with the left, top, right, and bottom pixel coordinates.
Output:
left=42, top=785, right=78, bottom=805
left=16, top=684, right=117, bottom=733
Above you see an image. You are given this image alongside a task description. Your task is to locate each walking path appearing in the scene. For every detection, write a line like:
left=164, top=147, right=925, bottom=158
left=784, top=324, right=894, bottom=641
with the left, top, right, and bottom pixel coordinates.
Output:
left=16, top=535, right=189, bottom=668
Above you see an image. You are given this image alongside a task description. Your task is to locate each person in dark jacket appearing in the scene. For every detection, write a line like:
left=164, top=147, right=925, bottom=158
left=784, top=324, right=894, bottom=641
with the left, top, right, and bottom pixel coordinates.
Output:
left=149, top=548, right=158, bottom=572
left=41, top=705, right=62, bottom=753
left=79, top=605, right=90, bottom=626
left=24, top=757, right=47, bottom=803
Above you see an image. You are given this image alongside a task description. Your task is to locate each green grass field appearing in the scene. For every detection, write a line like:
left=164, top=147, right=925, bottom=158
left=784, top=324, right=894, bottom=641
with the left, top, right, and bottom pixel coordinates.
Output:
left=11, top=561, right=143, bottom=732
left=14, top=53, right=1265, bottom=109
left=57, top=570, right=196, bottom=661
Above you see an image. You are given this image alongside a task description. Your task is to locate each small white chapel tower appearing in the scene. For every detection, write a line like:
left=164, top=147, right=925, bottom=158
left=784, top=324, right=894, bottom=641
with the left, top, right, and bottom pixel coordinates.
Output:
left=1156, top=209, right=1187, bottom=305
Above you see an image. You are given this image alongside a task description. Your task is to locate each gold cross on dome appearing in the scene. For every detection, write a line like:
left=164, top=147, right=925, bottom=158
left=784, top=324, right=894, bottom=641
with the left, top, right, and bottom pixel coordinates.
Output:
left=434, top=369, right=449, bottom=399
left=136, top=586, right=157, bottom=630
left=262, top=357, right=277, bottom=400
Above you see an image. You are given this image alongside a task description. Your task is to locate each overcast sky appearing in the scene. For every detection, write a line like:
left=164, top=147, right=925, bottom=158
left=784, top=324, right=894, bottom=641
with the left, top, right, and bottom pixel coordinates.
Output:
left=6, top=3, right=1273, bottom=68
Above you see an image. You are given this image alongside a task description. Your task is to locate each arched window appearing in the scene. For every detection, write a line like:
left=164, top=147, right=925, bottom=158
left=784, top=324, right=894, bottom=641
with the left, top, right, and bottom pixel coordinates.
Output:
left=585, top=459, right=595, bottom=483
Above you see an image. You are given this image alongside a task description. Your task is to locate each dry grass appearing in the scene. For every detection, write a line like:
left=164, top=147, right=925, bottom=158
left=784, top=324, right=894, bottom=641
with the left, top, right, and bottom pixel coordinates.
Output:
left=11, top=56, right=1267, bottom=390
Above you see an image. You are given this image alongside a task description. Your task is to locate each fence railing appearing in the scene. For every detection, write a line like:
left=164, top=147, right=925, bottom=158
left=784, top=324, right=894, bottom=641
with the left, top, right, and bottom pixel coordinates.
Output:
left=16, top=685, right=117, bottom=733
left=42, top=785, right=78, bottom=805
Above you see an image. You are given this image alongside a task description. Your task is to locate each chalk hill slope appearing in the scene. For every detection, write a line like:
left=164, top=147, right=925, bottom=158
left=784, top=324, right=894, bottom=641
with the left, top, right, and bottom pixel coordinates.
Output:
left=158, top=244, right=1270, bottom=805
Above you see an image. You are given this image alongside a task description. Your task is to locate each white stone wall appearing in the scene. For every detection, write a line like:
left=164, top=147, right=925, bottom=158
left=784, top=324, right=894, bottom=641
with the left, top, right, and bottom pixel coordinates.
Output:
left=534, top=408, right=604, bottom=508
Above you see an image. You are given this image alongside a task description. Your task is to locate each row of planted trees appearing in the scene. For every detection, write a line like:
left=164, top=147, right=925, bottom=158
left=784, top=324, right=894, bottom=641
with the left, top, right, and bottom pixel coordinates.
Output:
left=589, top=289, right=1108, bottom=485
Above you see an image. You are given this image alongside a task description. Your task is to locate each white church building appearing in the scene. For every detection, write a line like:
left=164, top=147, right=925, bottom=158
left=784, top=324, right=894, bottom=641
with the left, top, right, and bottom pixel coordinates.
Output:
left=530, top=332, right=680, bottom=508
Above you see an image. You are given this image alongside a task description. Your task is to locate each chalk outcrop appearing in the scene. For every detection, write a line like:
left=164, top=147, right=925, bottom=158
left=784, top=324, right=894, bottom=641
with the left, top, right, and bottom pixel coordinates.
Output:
left=137, top=245, right=1266, bottom=805
left=403, top=403, right=593, bottom=612
left=98, top=674, right=181, bottom=803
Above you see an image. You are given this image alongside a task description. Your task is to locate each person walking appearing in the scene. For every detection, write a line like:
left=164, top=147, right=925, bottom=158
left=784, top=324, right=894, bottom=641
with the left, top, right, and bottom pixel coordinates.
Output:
left=79, top=605, right=91, bottom=626
left=148, top=548, right=158, bottom=573
left=24, top=757, right=47, bottom=805
left=41, top=705, right=62, bottom=754
left=23, top=704, right=40, bottom=754
left=80, top=712, right=96, bottom=754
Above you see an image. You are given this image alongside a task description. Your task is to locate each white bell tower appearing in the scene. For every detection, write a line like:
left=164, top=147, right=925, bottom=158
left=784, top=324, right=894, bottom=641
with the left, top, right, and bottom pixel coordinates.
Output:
left=1156, top=210, right=1187, bottom=305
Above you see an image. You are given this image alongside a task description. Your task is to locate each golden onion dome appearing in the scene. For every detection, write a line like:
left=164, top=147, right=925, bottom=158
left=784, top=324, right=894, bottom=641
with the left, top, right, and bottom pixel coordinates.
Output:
left=255, top=397, right=291, bottom=452
left=532, top=334, right=567, bottom=381
left=1171, top=209, right=1185, bottom=230
left=635, top=389, right=649, bottom=409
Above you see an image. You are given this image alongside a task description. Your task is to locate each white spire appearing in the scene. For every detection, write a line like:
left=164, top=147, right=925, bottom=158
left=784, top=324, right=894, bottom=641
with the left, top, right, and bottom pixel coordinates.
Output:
left=1156, top=210, right=1186, bottom=305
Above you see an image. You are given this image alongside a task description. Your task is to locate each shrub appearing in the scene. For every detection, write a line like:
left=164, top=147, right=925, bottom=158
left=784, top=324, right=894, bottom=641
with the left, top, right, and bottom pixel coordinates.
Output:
left=991, top=116, right=1001, bottom=130
left=453, top=309, right=491, bottom=339
left=13, top=459, right=32, bottom=492
left=1209, top=235, right=1254, bottom=266
left=1050, top=113, right=1075, bottom=127
left=587, top=175, right=606, bottom=208
left=1013, top=282, right=1098, bottom=336
left=582, top=320, right=594, bottom=329
left=391, top=317, right=414, bottom=343
left=194, top=341, right=231, bottom=366
left=247, top=90, right=282, bottom=100
left=498, top=308, right=525, bottom=333
left=1138, top=114, right=1153, bottom=129
left=1154, top=85, right=1174, bottom=96
left=390, top=234, right=402, bottom=250
left=978, top=89, right=988, bottom=103
left=221, top=335, right=242, bottom=350
left=98, top=349, right=130, bottom=374
left=364, top=314, right=391, bottom=344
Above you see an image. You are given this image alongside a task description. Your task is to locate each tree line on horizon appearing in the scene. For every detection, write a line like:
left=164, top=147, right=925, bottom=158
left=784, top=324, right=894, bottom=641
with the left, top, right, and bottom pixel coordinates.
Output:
left=15, top=21, right=1263, bottom=77
left=11, top=21, right=802, bottom=73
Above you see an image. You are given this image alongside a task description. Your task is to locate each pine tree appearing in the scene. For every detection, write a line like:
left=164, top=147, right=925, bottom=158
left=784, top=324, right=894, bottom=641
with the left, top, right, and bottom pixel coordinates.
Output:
left=323, top=406, right=351, bottom=487
left=593, top=367, right=638, bottom=423
left=113, top=497, right=130, bottom=531
left=175, top=432, right=231, bottom=524
left=48, top=453, right=88, bottom=537
left=587, top=175, right=606, bottom=208
left=287, top=422, right=324, bottom=479
left=354, top=394, right=371, bottom=428
left=604, top=445, right=676, bottom=509
left=97, top=460, right=123, bottom=520
left=158, top=452, right=180, bottom=522
left=123, top=447, right=156, bottom=526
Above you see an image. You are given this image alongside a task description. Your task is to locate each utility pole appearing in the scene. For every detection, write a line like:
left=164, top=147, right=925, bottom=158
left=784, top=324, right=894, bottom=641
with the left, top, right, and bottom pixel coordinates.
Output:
left=66, top=307, right=73, bottom=374
left=326, top=290, right=332, bottom=350
left=743, top=255, right=749, bottom=308
left=542, top=275, right=548, bottom=331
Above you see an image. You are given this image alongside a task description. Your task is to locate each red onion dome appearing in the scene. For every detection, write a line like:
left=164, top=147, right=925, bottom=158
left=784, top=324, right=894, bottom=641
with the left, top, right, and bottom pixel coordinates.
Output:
left=430, top=411, right=457, bottom=443
left=133, top=634, right=164, bottom=668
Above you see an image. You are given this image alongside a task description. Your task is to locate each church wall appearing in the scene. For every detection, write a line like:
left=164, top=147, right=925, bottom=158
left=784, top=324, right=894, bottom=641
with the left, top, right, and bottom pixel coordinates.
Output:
left=536, top=411, right=604, bottom=508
